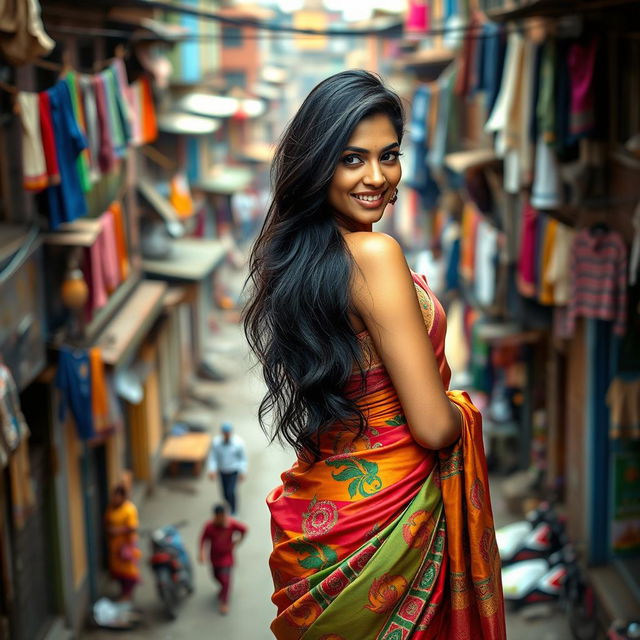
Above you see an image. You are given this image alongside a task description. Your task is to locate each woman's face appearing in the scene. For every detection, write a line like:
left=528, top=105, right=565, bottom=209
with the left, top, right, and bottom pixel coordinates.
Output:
left=328, top=113, right=402, bottom=232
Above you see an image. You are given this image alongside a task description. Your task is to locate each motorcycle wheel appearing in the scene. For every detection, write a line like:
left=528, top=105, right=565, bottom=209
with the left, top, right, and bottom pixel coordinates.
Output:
left=156, top=568, right=178, bottom=620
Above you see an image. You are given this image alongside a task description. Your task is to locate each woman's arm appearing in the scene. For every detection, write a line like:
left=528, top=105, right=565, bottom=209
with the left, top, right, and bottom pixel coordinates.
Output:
left=345, top=232, right=461, bottom=450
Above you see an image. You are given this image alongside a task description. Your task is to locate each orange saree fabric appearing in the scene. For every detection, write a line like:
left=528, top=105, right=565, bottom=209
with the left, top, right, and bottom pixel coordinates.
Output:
left=267, top=274, right=505, bottom=639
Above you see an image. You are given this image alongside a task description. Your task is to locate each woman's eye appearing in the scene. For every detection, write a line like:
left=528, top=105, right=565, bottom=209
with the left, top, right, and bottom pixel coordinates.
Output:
left=381, top=151, right=401, bottom=162
left=341, top=154, right=362, bottom=166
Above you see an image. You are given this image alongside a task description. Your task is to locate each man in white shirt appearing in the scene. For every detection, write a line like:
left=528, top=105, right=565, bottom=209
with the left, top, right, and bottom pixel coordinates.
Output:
left=207, top=422, right=247, bottom=514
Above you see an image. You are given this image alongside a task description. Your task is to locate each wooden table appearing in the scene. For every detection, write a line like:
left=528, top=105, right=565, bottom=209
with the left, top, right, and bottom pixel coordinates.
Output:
left=161, top=432, right=212, bottom=476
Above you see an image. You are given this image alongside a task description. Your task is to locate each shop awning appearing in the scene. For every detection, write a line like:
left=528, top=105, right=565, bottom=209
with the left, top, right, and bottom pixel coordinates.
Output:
left=193, top=166, right=254, bottom=195
left=158, top=111, right=221, bottom=135
left=96, top=280, right=168, bottom=367
left=143, top=238, right=227, bottom=281
left=178, top=93, right=239, bottom=119
left=396, top=48, right=455, bottom=80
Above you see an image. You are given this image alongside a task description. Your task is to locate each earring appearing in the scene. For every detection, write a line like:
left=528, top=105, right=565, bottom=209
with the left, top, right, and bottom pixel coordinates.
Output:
left=389, top=188, right=398, bottom=204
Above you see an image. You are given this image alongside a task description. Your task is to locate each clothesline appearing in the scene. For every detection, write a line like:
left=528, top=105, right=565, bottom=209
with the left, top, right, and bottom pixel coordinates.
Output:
left=0, top=49, right=127, bottom=96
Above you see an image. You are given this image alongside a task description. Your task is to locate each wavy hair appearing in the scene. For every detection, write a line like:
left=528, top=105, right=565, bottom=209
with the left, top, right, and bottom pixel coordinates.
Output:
left=243, top=70, right=405, bottom=460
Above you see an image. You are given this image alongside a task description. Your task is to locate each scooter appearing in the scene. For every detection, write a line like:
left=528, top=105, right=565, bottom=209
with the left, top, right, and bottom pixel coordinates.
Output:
left=501, top=545, right=569, bottom=609
left=148, top=521, right=194, bottom=620
left=496, top=502, right=564, bottom=566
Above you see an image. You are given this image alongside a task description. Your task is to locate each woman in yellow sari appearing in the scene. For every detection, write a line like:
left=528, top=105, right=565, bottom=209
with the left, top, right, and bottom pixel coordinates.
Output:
left=104, top=484, right=142, bottom=601
left=244, top=70, right=505, bottom=639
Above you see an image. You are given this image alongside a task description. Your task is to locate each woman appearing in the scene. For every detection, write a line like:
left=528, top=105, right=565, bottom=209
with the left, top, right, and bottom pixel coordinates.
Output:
left=244, top=70, right=505, bottom=639
left=104, top=484, right=142, bottom=601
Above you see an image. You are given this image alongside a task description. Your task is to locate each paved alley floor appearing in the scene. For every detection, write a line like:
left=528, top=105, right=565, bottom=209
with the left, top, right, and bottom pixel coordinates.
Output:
left=82, top=301, right=573, bottom=639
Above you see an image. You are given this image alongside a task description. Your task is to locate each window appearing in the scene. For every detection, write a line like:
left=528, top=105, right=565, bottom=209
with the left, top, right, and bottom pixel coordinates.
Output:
left=222, top=27, right=243, bottom=48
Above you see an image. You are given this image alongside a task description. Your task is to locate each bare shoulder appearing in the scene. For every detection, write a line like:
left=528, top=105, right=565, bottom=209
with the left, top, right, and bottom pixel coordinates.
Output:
left=343, top=232, right=405, bottom=271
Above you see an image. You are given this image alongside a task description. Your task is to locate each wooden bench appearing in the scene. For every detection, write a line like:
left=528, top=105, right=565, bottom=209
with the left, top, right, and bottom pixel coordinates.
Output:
left=161, top=432, right=211, bottom=477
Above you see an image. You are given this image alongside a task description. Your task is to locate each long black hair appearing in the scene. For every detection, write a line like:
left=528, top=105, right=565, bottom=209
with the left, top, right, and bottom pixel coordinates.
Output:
left=243, top=70, right=405, bottom=461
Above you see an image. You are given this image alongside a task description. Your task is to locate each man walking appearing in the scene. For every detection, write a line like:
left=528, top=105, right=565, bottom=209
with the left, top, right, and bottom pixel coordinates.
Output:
left=198, top=504, right=247, bottom=614
left=207, top=422, right=247, bottom=514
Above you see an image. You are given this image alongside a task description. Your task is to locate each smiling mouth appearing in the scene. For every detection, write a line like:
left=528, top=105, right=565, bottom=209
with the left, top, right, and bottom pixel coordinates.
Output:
left=351, top=189, right=387, bottom=205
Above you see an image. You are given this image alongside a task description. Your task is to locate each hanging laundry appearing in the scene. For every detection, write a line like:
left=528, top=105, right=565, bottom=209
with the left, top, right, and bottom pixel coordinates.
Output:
left=518, top=40, right=536, bottom=187
left=108, top=65, right=132, bottom=146
left=485, top=32, right=524, bottom=142
left=517, top=200, right=538, bottom=298
left=567, top=35, right=599, bottom=140
left=606, top=377, right=640, bottom=440
left=544, top=223, right=575, bottom=306
left=477, top=23, right=507, bottom=116
left=136, top=75, right=158, bottom=145
left=109, top=200, right=130, bottom=281
left=56, top=346, right=95, bottom=440
left=83, top=243, right=107, bottom=317
left=538, top=217, right=559, bottom=305
left=111, top=58, right=138, bottom=145
left=404, top=0, right=429, bottom=37
left=429, top=67, right=455, bottom=172
left=553, top=40, right=578, bottom=161
left=406, top=85, right=440, bottom=209
left=475, top=218, right=499, bottom=307
left=89, top=347, right=110, bottom=434
left=79, top=75, right=100, bottom=183
left=530, top=134, right=562, bottom=209
left=485, top=32, right=525, bottom=193
left=567, top=228, right=629, bottom=336
left=82, top=214, right=120, bottom=316
left=45, top=81, right=88, bottom=230
left=38, top=91, right=60, bottom=186
left=537, top=40, right=556, bottom=146
left=454, top=12, right=481, bottom=97
left=92, top=73, right=116, bottom=174
left=100, top=209, right=121, bottom=293
left=103, top=69, right=127, bottom=158
left=459, top=202, right=479, bottom=283
left=17, top=92, right=47, bottom=191
left=0, top=0, right=54, bottom=65
left=64, top=71, right=92, bottom=193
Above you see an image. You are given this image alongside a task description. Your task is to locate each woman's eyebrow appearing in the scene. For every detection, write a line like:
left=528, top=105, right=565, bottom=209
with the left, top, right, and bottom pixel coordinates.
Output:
left=342, top=142, right=400, bottom=154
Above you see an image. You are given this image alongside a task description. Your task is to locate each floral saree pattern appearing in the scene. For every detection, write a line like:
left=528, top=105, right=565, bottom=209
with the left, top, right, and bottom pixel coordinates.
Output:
left=267, top=273, right=506, bottom=639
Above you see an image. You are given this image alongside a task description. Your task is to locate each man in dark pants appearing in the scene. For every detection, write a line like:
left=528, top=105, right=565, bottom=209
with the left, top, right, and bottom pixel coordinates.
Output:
left=207, top=422, right=247, bottom=514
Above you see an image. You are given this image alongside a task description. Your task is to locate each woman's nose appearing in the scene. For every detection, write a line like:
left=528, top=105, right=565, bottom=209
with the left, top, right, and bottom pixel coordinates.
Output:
left=363, top=162, right=386, bottom=187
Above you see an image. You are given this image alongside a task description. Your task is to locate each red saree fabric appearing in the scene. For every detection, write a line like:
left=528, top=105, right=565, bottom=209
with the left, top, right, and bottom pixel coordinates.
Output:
left=267, top=274, right=506, bottom=639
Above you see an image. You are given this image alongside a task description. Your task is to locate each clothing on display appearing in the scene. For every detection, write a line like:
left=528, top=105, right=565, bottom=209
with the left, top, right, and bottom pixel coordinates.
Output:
left=567, top=228, right=628, bottom=336
left=17, top=91, right=47, bottom=191
left=56, top=346, right=95, bottom=440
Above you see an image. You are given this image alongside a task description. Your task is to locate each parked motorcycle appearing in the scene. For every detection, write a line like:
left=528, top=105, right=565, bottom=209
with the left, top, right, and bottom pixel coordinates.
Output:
left=147, top=521, right=194, bottom=620
left=502, top=545, right=569, bottom=609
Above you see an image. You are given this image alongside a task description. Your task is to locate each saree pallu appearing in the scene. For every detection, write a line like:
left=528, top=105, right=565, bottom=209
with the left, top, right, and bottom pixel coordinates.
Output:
left=267, top=275, right=505, bottom=639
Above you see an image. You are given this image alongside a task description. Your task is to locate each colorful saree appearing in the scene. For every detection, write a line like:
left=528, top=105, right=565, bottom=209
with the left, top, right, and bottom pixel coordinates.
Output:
left=267, top=273, right=506, bottom=639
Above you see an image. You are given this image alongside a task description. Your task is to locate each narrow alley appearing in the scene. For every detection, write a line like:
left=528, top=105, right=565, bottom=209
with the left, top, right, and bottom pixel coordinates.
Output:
left=82, top=311, right=291, bottom=640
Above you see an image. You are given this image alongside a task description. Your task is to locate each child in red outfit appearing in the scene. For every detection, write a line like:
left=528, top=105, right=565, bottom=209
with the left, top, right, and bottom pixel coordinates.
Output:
left=198, top=503, right=247, bottom=614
